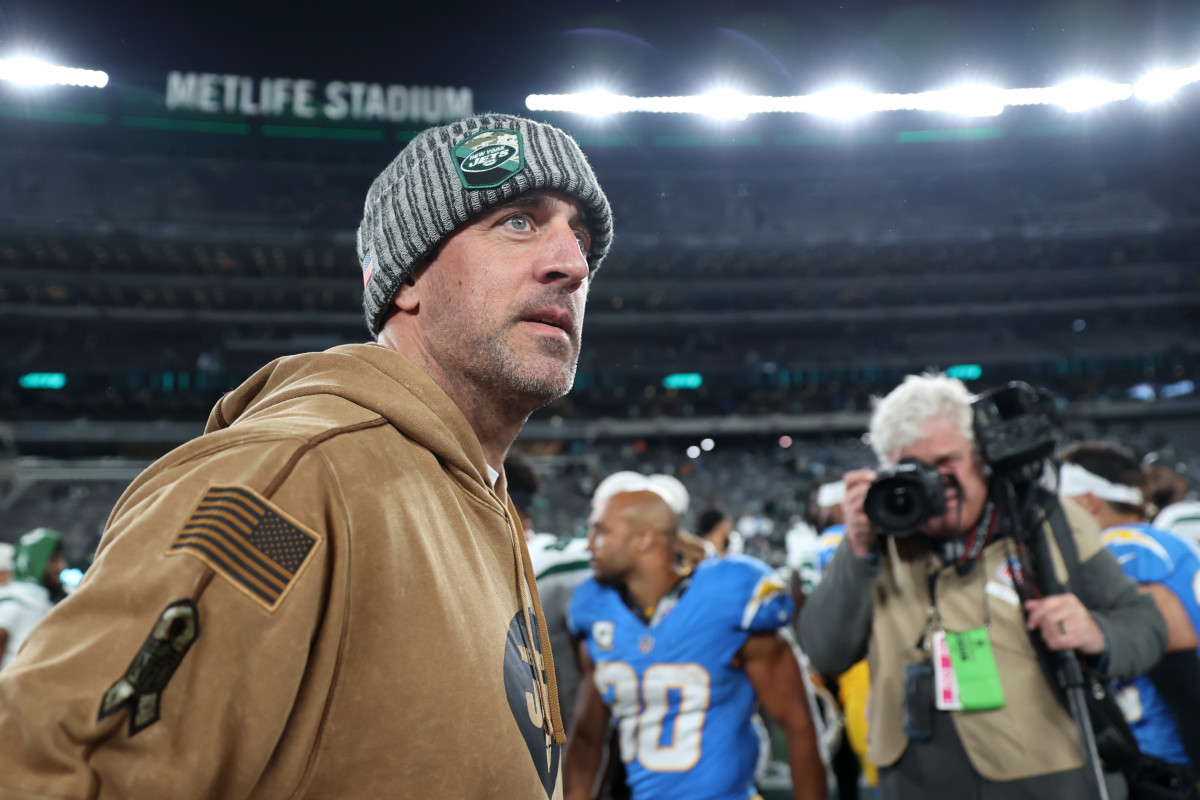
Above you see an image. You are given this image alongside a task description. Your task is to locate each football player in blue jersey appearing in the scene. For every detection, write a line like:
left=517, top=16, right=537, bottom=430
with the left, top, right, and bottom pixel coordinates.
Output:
left=1060, top=441, right=1200, bottom=770
left=813, top=479, right=848, bottom=580
left=563, top=485, right=826, bottom=800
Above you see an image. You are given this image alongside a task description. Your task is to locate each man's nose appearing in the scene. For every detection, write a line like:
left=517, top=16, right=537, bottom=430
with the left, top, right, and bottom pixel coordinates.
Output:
left=535, top=222, right=589, bottom=286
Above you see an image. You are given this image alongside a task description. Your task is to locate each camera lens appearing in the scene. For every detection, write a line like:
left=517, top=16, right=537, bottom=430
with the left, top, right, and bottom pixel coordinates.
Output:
left=884, top=487, right=914, bottom=516
left=870, top=481, right=928, bottom=531
left=863, top=458, right=947, bottom=537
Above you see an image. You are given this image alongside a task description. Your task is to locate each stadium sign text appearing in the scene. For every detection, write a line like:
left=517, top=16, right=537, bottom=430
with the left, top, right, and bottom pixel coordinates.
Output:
left=165, top=72, right=473, bottom=124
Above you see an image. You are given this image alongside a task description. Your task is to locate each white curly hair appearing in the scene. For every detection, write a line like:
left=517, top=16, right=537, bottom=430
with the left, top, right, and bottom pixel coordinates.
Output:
left=869, top=373, right=975, bottom=467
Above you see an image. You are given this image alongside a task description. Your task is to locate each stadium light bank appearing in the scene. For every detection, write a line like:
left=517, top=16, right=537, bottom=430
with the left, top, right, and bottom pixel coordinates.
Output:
left=0, top=56, right=109, bottom=89
left=527, top=63, right=1200, bottom=118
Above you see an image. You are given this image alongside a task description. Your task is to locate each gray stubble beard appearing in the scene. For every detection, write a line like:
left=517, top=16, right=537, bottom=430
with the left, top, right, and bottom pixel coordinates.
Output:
left=471, top=324, right=580, bottom=412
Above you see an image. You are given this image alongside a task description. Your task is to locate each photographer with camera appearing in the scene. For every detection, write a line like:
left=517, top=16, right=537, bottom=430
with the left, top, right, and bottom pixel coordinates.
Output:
left=799, top=374, right=1166, bottom=800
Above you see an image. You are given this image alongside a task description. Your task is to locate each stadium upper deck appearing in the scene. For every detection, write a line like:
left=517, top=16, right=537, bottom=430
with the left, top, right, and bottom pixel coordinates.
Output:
left=2, top=80, right=1198, bottom=453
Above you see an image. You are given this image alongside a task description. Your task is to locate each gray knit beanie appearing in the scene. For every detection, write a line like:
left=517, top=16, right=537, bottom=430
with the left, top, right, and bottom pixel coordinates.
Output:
left=357, top=113, right=613, bottom=335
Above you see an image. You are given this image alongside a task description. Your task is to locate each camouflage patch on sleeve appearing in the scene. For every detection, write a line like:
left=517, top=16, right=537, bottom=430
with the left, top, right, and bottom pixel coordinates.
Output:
left=99, top=600, right=200, bottom=736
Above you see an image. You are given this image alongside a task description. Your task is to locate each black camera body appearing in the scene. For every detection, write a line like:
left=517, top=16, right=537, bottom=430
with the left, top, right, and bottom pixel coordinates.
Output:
left=971, top=381, right=1060, bottom=483
left=863, top=381, right=1060, bottom=538
left=864, top=458, right=948, bottom=538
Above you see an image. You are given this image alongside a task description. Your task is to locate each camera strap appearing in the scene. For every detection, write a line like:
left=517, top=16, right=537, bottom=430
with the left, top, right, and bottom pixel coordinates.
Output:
left=955, top=500, right=998, bottom=574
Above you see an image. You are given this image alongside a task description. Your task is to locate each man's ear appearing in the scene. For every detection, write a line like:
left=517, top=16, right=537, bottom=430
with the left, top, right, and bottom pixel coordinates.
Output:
left=630, top=525, right=653, bottom=556
left=392, top=271, right=421, bottom=313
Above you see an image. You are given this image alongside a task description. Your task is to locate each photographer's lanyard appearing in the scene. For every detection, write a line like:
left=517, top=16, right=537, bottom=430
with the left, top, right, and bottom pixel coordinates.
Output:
left=921, top=501, right=999, bottom=642
left=956, top=500, right=998, bottom=574
left=919, top=502, right=1007, bottom=713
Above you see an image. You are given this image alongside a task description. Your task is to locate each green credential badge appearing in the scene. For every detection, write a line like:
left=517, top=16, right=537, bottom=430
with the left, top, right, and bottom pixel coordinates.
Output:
left=946, top=627, right=1006, bottom=712
left=452, top=128, right=524, bottom=189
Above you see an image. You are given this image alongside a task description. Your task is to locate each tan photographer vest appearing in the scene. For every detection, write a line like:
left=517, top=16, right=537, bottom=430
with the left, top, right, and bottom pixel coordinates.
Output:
left=865, top=501, right=1103, bottom=781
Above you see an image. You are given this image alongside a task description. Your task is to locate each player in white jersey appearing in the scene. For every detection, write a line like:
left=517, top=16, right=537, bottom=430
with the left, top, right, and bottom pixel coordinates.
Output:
left=1145, top=453, right=1200, bottom=544
left=0, top=528, right=66, bottom=670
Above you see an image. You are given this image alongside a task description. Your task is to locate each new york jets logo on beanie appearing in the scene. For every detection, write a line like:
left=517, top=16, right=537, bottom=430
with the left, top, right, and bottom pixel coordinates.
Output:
left=453, top=129, right=524, bottom=189
left=355, top=113, right=614, bottom=336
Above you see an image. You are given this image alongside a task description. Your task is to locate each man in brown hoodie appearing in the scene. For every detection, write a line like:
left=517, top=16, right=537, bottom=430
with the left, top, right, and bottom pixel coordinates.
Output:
left=0, top=113, right=613, bottom=800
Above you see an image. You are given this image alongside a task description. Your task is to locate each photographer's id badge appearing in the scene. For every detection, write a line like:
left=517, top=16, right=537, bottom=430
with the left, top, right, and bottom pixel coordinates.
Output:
left=932, top=631, right=962, bottom=710
left=945, top=628, right=1006, bottom=712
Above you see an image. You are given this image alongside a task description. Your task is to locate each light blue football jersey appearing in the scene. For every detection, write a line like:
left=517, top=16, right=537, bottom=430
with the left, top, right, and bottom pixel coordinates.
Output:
left=568, top=554, right=793, bottom=800
left=1102, top=523, right=1200, bottom=766
left=815, top=525, right=846, bottom=578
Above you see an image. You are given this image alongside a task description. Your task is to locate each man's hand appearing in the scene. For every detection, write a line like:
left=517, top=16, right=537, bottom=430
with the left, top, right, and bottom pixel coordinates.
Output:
left=1024, top=593, right=1106, bottom=655
left=841, top=469, right=878, bottom=559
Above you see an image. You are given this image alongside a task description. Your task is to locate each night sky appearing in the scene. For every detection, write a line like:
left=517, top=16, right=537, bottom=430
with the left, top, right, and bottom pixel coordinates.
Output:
left=2, top=0, right=1198, bottom=99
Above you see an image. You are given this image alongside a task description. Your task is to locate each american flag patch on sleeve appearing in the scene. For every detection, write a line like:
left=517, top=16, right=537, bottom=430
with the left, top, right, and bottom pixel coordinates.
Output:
left=167, top=485, right=321, bottom=612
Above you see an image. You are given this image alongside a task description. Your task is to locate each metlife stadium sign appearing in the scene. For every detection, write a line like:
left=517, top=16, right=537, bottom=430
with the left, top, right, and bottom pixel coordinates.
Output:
left=165, top=72, right=473, bottom=124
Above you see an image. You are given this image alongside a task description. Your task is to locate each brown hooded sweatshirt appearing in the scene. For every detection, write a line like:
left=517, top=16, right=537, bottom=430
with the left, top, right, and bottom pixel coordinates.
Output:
left=0, top=343, right=565, bottom=800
